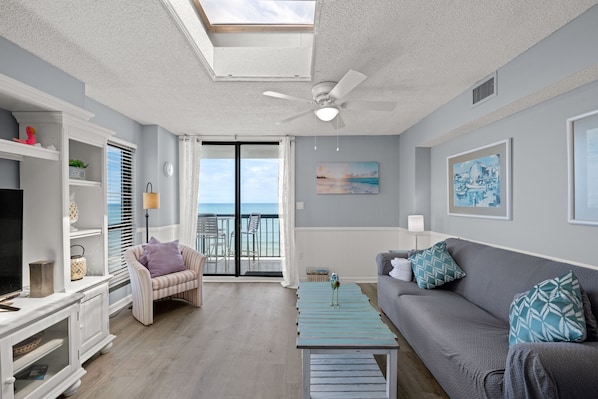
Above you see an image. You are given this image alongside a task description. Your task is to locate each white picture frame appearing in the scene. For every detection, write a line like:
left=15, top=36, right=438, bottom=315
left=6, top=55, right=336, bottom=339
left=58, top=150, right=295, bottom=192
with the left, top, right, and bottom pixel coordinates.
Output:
left=567, top=109, right=598, bottom=225
left=447, top=139, right=511, bottom=219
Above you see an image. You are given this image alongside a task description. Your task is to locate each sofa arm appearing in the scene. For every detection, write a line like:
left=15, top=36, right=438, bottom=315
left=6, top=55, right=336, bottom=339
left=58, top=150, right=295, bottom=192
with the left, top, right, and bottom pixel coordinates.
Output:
left=504, top=341, right=598, bottom=399
left=376, top=251, right=409, bottom=275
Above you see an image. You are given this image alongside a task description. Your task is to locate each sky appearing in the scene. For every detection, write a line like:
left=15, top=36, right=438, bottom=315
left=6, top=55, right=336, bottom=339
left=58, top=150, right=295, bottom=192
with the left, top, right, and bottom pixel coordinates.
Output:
left=199, top=0, right=315, bottom=25
left=199, top=158, right=279, bottom=204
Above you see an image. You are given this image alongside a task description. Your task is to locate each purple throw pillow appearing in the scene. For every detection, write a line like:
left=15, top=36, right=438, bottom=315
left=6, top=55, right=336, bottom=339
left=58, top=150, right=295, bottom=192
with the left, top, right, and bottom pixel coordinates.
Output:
left=138, top=236, right=160, bottom=266
left=144, top=240, right=185, bottom=278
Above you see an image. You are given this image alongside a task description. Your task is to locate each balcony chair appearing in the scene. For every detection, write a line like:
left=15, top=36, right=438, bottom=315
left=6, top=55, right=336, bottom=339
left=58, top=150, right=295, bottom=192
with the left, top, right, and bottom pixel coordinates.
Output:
left=231, top=213, right=261, bottom=270
left=125, top=242, right=206, bottom=326
left=196, top=213, right=229, bottom=272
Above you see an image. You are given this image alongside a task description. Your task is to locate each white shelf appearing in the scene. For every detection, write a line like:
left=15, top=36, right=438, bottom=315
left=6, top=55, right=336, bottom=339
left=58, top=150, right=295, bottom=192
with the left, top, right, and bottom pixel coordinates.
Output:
left=0, top=138, right=59, bottom=161
left=13, top=331, right=65, bottom=374
left=69, top=179, right=101, bottom=187
left=70, top=228, right=102, bottom=239
left=67, top=275, right=112, bottom=294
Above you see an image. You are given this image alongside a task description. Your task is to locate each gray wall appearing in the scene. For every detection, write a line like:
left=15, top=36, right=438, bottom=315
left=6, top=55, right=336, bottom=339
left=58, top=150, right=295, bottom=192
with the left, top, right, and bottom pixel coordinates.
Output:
left=399, top=5, right=598, bottom=266
left=0, top=109, right=19, bottom=188
left=0, top=36, right=181, bottom=241
left=138, top=125, right=179, bottom=231
left=0, top=36, right=85, bottom=108
left=295, top=135, right=399, bottom=227
left=430, top=81, right=598, bottom=265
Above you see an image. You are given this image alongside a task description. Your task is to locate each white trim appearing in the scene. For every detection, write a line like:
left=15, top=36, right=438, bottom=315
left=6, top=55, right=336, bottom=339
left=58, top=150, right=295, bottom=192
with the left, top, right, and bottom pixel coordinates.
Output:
left=109, top=294, right=132, bottom=317
left=108, top=136, right=137, bottom=150
left=0, top=73, right=93, bottom=119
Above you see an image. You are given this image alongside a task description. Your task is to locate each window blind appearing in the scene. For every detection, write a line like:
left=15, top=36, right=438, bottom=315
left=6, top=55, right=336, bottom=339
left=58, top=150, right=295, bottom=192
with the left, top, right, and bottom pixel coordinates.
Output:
left=107, top=141, right=135, bottom=286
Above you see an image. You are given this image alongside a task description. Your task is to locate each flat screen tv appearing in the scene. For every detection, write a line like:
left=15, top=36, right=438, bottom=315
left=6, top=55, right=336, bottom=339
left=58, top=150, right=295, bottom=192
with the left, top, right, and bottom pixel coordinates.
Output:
left=0, top=188, right=23, bottom=302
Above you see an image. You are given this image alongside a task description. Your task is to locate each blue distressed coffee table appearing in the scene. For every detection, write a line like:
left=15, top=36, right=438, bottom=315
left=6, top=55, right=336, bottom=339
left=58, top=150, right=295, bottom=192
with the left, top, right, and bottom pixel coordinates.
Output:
left=296, top=282, right=398, bottom=399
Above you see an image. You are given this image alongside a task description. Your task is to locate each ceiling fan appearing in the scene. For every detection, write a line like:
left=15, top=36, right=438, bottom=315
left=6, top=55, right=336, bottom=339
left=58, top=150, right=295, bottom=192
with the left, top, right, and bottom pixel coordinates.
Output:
left=263, top=70, right=397, bottom=127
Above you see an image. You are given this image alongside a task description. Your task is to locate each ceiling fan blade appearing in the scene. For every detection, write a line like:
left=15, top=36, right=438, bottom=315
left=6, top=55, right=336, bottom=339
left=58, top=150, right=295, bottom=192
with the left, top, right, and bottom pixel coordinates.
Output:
left=328, top=70, right=367, bottom=100
left=342, top=100, right=397, bottom=112
left=276, top=109, right=313, bottom=125
left=263, top=91, right=314, bottom=104
left=330, top=114, right=345, bottom=129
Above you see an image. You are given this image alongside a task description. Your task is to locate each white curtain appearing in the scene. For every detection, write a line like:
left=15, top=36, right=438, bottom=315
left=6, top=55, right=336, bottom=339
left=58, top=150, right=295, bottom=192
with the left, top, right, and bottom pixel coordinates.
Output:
left=178, top=138, right=202, bottom=247
left=279, top=137, right=298, bottom=289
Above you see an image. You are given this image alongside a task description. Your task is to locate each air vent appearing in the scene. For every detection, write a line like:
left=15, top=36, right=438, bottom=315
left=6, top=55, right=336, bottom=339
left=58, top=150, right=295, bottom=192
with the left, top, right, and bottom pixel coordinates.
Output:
left=472, top=73, right=496, bottom=106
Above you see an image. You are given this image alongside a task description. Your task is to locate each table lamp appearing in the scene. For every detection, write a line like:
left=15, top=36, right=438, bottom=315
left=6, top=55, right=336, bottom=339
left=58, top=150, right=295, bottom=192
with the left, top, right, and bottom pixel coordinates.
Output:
left=408, top=214, right=424, bottom=250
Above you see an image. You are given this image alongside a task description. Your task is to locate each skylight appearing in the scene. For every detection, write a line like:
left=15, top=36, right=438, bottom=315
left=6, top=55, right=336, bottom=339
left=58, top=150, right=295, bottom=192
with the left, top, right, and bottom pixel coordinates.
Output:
left=194, top=0, right=316, bottom=32
left=163, top=0, right=315, bottom=80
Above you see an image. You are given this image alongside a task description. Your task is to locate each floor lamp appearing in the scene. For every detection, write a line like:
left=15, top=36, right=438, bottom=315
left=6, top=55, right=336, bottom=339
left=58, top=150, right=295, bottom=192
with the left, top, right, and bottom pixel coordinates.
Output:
left=143, top=182, right=160, bottom=243
left=408, top=215, right=424, bottom=250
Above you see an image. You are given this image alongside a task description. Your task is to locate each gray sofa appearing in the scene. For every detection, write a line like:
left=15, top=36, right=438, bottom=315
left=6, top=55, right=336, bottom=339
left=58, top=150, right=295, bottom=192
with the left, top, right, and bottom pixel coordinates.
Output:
left=376, top=237, right=598, bottom=399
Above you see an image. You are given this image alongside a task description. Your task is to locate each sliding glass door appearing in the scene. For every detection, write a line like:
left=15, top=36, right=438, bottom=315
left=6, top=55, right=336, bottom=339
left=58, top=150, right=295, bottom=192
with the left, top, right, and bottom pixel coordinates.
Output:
left=198, top=142, right=280, bottom=276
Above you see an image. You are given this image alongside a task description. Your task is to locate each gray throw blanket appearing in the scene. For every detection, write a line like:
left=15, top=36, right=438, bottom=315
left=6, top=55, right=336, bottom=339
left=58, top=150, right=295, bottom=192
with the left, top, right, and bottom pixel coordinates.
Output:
left=504, top=345, right=558, bottom=399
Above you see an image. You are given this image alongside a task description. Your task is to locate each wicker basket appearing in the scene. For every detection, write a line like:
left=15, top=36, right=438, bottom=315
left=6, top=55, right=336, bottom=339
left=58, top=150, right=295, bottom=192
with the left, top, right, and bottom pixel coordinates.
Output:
left=13, top=331, right=44, bottom=358
left=70, top=244, right=87, bottom=281
left=306, top=268, right=329, bottom=282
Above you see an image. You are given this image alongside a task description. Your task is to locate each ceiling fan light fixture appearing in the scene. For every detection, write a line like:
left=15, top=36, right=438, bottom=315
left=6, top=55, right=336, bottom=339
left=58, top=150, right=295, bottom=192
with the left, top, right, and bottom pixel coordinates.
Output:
left=315, top=106, right=339, bottom=122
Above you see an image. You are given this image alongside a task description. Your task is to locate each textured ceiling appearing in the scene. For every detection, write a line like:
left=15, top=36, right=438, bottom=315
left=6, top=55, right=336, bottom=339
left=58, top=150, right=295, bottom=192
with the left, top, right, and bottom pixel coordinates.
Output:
left=0, top=0, right=597, bottom=137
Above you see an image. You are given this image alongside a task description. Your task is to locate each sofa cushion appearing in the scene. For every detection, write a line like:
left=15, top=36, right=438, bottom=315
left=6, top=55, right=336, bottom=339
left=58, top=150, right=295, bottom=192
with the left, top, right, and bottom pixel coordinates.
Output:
left=580, top=286, right=598, bottom=341
left=445, top=237, right=598, bottom=324
left=144, top=240, right=186, bottom=278
left=397, top=293, right=509, bottom=399
left=509, top=271, right=587, bottom=346
left=409, top=241, right=466, bottom=289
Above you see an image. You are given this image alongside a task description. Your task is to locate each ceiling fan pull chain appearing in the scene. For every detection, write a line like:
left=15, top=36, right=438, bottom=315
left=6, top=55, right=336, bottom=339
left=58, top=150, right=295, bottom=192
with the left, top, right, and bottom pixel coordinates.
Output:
left=336, top=117, right=340, bottom=152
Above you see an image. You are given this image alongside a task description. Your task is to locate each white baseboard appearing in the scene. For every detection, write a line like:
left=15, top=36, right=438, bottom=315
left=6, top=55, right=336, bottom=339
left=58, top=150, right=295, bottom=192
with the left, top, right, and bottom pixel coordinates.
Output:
left=109, top=294, right=132, bottom=316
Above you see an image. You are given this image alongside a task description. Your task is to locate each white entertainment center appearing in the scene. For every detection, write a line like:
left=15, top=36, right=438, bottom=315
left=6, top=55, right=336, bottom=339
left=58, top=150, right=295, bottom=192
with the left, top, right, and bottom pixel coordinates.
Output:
left=0, top=73, right=115, bottom=398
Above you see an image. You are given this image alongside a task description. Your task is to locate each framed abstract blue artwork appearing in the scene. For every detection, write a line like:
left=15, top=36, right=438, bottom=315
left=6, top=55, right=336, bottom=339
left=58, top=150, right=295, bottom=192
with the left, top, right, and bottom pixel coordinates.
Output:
left=568, top=109, right=598, bottom=225
left=447, top=139, right=511, bottom=219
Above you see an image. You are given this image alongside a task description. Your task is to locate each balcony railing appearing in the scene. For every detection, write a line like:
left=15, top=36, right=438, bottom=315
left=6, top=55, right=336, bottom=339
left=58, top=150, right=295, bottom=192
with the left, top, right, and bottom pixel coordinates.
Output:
left=197, top=213, right=280, bottom=257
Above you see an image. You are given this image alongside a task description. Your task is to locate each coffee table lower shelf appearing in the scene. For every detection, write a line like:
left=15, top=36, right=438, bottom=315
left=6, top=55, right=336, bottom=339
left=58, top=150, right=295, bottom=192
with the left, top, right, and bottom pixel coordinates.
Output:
left=305, top=351, right=396, bottom=399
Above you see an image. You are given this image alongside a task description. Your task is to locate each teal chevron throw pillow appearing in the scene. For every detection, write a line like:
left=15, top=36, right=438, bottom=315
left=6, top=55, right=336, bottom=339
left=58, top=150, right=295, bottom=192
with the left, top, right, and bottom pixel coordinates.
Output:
left=408, top=241, right=466, bottom=289
left=509, top=271, right=587, bottom=346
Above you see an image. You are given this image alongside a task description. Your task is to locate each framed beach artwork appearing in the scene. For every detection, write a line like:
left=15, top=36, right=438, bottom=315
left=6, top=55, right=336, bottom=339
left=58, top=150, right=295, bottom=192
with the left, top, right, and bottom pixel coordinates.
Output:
left=316, top=162, right=379, bottom=194
left=568, top=109, right=598, bottom=225
left=447, top=139, right=511, bottom=219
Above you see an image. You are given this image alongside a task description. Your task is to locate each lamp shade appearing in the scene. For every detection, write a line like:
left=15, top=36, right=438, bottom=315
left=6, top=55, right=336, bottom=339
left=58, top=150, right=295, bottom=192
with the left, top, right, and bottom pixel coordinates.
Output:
left=315, top=106, right=339, bottom=122
left=408, top=215, right=424, bottom=233
left=143, top=192, right=160, bottom=209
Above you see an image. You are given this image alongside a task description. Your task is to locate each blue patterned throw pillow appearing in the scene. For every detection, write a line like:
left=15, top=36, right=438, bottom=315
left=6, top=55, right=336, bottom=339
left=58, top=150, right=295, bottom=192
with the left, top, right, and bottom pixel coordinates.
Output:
left=408, top=241, right=466, bottom=289
left=509, top=271, right=587, bottom=346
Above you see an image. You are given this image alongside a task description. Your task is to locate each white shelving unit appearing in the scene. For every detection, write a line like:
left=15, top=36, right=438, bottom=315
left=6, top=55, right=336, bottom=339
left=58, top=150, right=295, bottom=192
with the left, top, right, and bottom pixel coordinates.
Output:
left=0, top=293, right=85, bottom=399
left=11, top=111, right=116, bottom=364
left=0, top=72, right=116, bottom=393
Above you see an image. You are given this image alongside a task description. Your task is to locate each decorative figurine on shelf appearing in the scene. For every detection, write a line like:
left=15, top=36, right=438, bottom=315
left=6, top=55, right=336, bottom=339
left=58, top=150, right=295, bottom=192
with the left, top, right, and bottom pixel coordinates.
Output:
left=330, top=272, right=340, bottom=306
left=12, top=126, right=36, bottom=145
left=69, top=192, right=79, bottom=232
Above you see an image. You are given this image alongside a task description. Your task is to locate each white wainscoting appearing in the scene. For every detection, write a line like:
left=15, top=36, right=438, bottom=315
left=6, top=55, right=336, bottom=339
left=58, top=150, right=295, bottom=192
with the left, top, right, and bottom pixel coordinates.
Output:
left=295, top=227, right=407, bottom=283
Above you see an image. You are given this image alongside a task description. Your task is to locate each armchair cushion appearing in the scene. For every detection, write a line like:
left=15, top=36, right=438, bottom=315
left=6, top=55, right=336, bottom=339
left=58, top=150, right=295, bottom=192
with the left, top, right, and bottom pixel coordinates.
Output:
left=145, top=240, right=185, bottom=278
left=138, top=236, right=160, bottom=266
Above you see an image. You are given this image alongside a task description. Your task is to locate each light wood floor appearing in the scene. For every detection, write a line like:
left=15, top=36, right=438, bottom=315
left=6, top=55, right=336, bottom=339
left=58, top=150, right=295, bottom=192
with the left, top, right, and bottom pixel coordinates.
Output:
left=64, top=283, right=448, bottom=399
